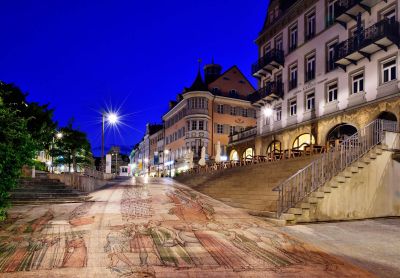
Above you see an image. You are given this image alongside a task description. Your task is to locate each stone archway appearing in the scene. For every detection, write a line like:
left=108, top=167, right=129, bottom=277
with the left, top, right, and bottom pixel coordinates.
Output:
left=326, top=123, right=358, bottom=147
left=242, top=148, right=254, bottom=159
left=266, top=140, right=282, bottom=154
left=229, top=150, right=239, bottom=161
left=292, top=133, right=316, bottom=150
left=377, top=111, right=397, bottom=122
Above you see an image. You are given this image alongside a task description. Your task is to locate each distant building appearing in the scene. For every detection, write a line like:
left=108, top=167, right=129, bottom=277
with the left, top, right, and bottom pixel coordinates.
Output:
left=162, top=62, right=257, bottom=176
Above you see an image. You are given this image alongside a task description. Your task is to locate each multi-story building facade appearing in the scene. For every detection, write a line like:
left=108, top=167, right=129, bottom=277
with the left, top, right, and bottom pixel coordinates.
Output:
left=148, top=124, right=164, bottom=176
left=229, top=0, right=400, bottom=158
left=163, top=62, right=257, bottom=175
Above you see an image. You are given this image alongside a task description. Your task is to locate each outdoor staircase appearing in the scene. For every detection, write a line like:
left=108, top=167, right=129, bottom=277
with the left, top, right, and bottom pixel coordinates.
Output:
left=269, top=119, right=400, bottom=226
left=11, top=174, right=89, bottom=204
left=177, top=156, right=316, bottom=212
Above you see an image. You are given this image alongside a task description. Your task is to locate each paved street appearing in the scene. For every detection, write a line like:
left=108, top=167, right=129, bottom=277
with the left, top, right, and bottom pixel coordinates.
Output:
left=281, top=218, right=400, bottom=278
left=0, top=177, right=375, bottom=277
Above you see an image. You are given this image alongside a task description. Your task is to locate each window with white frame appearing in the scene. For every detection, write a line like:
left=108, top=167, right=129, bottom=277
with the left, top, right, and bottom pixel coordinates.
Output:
left=230, top=106, right=236, bottom=116
left=306, top=11, right=316, bottom=40
left=242, top=108, right=248, bottom=117
left=289, top=24, right=298, bottom=51
left=289, top=64, right=298, bottom=90
left=199, top=120, right=204, bottom=131
left=217, top=104, right=224, bottom=114
left=275, top=35, right=283, bottom=51
left=263, top=43, right=271, bottom=55
left=230, top=126, right=235, bottom=135
left=306, top=53, right=316, bottom=82
left=327, top=81, right=338, bottom=102
left=289, top=99, right=297, bottom=116
left=326, top=40, right=338, bottom=72
left=306, top=92, right=315, bottom=111
left=381, top=58, right=397, bottom=84
left=351, top=71, right=364, bottom=94
left=383, top=7, right=396, bottom=23
left=217, top=124, right=224, bottom=134
left=327, top=0, right=338, bottom=26
left=275, top=105, right=282, bottom=121
left=191, top=120, right=197, bottom=130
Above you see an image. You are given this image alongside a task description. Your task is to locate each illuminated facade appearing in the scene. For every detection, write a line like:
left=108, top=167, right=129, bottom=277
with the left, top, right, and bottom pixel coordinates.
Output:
left=162, top=63, right=257, bottom=175
left=229, top=0, right=400, bottom=158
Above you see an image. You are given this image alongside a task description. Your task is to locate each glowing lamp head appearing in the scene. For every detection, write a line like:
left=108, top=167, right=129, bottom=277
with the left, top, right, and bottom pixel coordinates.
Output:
left=263, top=107, right=273, bottom=117
left=107, top=113, right=119, bottom=125
left=56, top=132, right=63, bottom=139
left=164, top=150, right=170, bottom=154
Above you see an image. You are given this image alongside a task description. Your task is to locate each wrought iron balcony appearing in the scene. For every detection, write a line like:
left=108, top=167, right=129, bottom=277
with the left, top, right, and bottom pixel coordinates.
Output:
left=229, top=127, right=257, bottom=144
left=252, top=49, right=284, bottom=78
left=248, top=81, right=284, bottom=105
left=335, top=19, right=399, bottom=71
left=335, top=0, right=382, bottom=29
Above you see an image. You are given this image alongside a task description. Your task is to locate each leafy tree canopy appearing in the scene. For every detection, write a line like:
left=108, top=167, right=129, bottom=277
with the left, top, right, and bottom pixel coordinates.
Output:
left=0, top=104, right=36, bottom=220
left=0, top=82, right=57, bottom=150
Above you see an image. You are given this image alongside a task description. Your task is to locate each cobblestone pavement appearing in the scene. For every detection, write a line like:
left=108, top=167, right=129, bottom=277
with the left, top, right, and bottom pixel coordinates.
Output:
left=281, top=218, right=400, bottom=278
left=0, top=177, right=375, bottom=277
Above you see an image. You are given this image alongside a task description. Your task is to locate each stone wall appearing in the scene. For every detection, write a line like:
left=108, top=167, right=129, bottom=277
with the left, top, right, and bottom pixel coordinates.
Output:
left=48, top=173, right=111, bottom=192
left=310, top=132, right=400, bottom=221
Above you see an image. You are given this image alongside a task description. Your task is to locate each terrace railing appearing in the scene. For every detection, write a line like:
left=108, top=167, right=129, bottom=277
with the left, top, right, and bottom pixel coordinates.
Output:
left=273, top=119, right=398, bottom=217
left=335, top=19, right=399, bottom=63
left=251, top=48, right=284, bottom=75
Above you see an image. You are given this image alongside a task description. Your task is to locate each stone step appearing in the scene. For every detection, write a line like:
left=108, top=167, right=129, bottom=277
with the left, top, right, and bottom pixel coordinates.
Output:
left=279, top=213, right=295, bottom=221
left=296, top=202, right=311, bottom=209
left=334, top=175, right=346, bottom=183
left=319, top=185, right=332, bottom=193
left=311, top=191, right=325, bottom=198
left=339, top=170, right=352, bottom=178
left=260, top=217, right=286, bottom=226
left=355, top=161, right=366, bottom=168
left=348, top=166, right=359, bottom=173
left=288, top=208, right=303, bottom=215
left=247, top=210, right=277, bottom=218
left=361, top=157, right=372, bottom=164
left=305, top=197, right=318, bottom=204
left=369, top=153, right=377, bottom=159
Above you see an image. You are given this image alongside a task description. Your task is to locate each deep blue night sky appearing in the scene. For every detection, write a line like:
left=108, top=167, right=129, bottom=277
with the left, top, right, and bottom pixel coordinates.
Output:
left=0, top=0, right=268, bottom=155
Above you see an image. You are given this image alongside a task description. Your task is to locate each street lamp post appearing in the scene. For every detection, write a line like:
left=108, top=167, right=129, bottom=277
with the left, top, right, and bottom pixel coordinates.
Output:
left=101, top=112, right=119, bottom=172
left=51, top=132, right=63, bottom=173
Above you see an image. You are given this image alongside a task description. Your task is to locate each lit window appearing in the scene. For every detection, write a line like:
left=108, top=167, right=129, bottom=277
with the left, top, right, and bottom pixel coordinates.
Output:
left=382, top=58, right=397, bottom=83
left=289, top=99, right=297, bottom=116
left=352, top=71, right=364, bottom=94
left=327, top=81, right=338, bottom=102
left=306, top=92, right=315, bottom=111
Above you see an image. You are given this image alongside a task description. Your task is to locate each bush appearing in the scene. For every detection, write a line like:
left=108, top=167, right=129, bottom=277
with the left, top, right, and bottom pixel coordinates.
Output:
left=0, top=106, right=35, bottom=221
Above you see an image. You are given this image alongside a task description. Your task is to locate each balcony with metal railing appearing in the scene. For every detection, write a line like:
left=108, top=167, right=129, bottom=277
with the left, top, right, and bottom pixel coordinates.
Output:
left=334, top=19, right=399, bottom=71
left=335, top=0, right=382, bottom=29
left=248, top=81, right=284, bottom=105
left=252, top=49, right=284, bottom=78
left=229, top=127, right=257, bottom=144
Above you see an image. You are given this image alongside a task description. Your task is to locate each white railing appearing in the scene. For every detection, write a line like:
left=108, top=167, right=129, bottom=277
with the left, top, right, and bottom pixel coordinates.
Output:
left=273, top=119, right=398, bottom=217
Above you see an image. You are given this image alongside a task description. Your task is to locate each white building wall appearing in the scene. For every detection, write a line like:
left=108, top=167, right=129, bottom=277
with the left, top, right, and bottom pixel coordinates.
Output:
left=256, top=0, right=400, bottom=137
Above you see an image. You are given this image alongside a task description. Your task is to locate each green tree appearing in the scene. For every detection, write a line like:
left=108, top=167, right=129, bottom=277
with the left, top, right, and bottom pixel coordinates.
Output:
left=0, top=82, right=57, bottom=150
left=52, top=122, right=93, bottom=172
left=0, top=104, right=35, bottom=220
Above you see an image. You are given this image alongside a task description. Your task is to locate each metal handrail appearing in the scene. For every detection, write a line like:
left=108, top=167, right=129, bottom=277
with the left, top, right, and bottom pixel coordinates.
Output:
left=248, top=81, right=284, bottom=103
left=229, top=127, right=257, bottom=143
left=273, top=119, right=398, bottom=217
